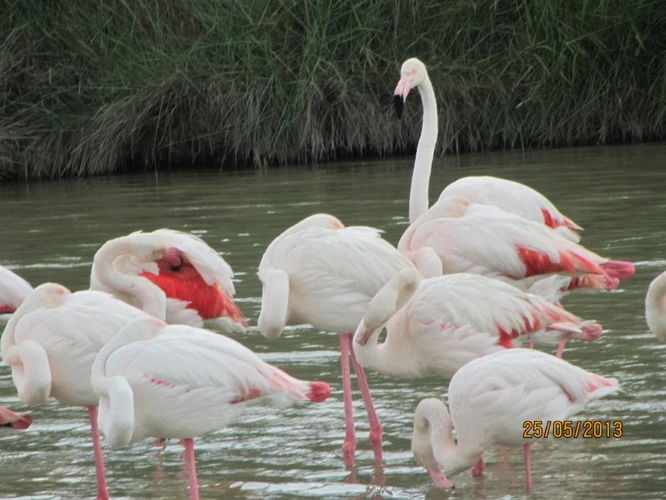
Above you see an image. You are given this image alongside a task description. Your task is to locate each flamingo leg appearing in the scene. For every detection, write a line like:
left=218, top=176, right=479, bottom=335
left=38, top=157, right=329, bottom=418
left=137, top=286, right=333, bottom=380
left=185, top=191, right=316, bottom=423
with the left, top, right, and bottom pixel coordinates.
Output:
left=340, top=334, right=356, bottom=470
left=183, top=438, right=200, bottom=500
left=524, top=443, right=532, bottom=491
left=470, top=457, right=485, bottom=477
left=88, top=406, right=110, bottom=500
left=555, top=339, right=567, bottom=358
left=348, top=334, right=383, bottom=465
left=527, top=341, right=534, bottom=349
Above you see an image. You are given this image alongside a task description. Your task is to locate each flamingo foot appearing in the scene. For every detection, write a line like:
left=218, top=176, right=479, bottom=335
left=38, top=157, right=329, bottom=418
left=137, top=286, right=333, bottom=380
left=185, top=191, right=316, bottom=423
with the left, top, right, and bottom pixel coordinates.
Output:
left=524, top=443, right=532, bottom=491
left=471, top=457, right=485, bottom=477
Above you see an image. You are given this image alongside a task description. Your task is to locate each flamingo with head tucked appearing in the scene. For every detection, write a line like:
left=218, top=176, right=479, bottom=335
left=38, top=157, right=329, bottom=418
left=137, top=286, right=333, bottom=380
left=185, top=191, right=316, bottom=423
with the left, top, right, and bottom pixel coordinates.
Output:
left=258, top=213, right=421, bottom=469
left=91, top=317, right=331, bottom=500
left=0, top=406, right=32, bottom=429
left=90, top=229, right=246, bottom=331
left=1, top=283, right=152, bottom=500
left=410, top=349, right=619, bottom=491
left=393, top=58, right=581, bottom=238
left=397, top=196, right=634, bottom=294
left=0, top=265, right=32, bottom=324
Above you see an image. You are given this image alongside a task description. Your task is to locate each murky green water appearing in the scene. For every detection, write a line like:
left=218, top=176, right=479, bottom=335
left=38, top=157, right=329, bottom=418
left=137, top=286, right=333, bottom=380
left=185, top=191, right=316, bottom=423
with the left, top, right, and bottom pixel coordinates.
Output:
left=2, top=144, right=666, bottom=499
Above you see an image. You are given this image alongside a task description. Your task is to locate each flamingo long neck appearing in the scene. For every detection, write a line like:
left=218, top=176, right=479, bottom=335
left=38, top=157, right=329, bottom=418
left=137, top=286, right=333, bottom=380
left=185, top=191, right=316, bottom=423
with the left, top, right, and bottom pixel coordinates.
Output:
left=429, top=416, right=482, bottom=476
left=646, top=273, right=666, bottom=341
left=257, top=268, right=290, bottom=340
left=409, top=75, right=438, bottom=224
left=93, top=240, right=166, bottom=321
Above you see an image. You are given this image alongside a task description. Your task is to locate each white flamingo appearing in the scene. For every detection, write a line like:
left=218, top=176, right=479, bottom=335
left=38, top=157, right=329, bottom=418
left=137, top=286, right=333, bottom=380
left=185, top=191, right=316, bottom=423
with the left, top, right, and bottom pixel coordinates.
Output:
left=393, top=58, right=580, bottom=239
left=1, top=283, right=151, bottom=500
left=91, top=317, right=331, bottom=500
left=0, top=265, right=32, bottom=324
left=411, top=349, right=619, bottom=490
left=90, top=229, right=246, bottom=331
left=257, top=213, right=421, bottom=469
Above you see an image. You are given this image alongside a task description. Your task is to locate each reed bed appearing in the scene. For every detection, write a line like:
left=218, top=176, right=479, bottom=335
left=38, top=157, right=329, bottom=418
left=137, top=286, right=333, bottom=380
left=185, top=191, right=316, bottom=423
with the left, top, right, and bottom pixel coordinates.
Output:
left=1, top=0, right=665, bottom=179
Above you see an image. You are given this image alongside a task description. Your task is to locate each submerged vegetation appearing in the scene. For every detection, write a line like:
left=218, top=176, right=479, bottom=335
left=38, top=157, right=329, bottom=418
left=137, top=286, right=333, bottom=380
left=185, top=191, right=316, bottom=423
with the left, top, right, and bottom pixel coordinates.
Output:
left=1, top=0, right=665, bottom=179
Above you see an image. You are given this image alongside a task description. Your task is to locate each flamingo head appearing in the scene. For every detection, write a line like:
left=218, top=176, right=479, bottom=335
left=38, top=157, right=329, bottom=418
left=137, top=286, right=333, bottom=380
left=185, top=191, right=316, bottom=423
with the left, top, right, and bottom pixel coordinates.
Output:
left=412, top=398, right=455, bottom=490
left=0, top=408, right=32, bottom=430
left=355, top=268, right=421, bottom=346
left=394, top=57, right=428, bottom=119
left=24, top=283, right=71, bottom=309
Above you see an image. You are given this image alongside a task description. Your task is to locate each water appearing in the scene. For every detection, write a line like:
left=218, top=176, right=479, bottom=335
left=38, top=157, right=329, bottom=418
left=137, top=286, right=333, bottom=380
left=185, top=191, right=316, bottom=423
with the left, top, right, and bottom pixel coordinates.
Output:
left=2, top=144, right=666, bottom=499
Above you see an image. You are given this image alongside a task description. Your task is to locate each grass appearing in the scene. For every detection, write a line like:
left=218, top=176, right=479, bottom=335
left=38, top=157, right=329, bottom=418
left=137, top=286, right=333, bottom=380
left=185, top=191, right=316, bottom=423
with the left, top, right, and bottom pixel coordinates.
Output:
left=1, top=0, right=665, bottom=179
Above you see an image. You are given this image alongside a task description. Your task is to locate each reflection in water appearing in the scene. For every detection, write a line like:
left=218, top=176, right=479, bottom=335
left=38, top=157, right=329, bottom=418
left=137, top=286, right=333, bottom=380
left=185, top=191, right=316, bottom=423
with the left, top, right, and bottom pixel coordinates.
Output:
left=2, top=144, right=666, bottom=498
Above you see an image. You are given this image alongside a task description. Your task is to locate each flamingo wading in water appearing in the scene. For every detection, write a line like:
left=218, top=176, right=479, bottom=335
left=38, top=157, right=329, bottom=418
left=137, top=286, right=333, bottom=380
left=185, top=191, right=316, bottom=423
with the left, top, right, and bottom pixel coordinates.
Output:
left=410, top=349, right=620, bottom=490
left=1, top=283, right=152, bottom=500
left=258, top=213, right=421, bottom=469
left=393, top=57, right=581, bottom=239
left=91, top=317, right=331, bottom=500
left=90, top=229, right=247, bottom=331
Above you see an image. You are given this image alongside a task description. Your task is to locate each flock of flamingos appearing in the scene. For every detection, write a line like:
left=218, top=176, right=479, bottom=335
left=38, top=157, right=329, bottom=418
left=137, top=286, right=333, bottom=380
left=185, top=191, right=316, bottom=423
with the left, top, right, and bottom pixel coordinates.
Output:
left=1, top=58, right=663, bottom=499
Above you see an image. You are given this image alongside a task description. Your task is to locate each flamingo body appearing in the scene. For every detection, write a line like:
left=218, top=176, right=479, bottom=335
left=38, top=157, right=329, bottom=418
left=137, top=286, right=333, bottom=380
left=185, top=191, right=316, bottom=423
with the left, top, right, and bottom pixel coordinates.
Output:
left=91, top=229, right=246, bottom=331
left=411, top=349, right=620, bottom=490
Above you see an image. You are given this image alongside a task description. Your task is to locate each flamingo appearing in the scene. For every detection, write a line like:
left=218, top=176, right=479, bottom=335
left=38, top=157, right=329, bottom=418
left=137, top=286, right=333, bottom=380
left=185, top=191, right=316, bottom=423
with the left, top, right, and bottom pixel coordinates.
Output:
left=397, top=196, right=634, bottom=291
left=393, top=58, right=580, bottom=239
left=0, top=265, right=32, bottom=324
left=1, top=283, right=152, bottom=500
left=258, top=213, right=421, bottom=469
left=91, top=317, right=331, bottom=500
left=90, top=229, right=247, bottom=331
left=410, top=348, right=620, bottom=491
left=0, top=406, right=32, bottom=429
left=352, top=269, right=602, bottom=382
left=646, top=271, right=666, bottom=341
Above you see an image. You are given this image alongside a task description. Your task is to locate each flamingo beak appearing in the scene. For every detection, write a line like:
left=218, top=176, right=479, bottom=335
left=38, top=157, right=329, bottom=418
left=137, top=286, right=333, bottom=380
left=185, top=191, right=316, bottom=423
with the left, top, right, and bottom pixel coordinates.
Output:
left=426, top=466, right=454, bottom=490
left=354, top=321, right=373, bottom=346
left=394, top=73, right=415, bottom=119
left=221, top=292, right=249, bottom=328
left=0, top=410, right=32, bottom=430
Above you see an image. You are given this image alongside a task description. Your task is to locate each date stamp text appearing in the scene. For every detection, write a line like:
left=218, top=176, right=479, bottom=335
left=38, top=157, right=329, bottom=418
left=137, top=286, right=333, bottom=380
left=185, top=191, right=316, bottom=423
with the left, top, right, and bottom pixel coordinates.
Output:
left=523, top=420, right=623, bottom=439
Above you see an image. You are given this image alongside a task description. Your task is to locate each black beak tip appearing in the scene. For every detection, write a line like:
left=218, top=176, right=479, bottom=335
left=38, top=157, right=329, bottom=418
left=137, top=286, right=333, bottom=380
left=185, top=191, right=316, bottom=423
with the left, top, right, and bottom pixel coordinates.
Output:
left=393, top=95, right=404, bottom=119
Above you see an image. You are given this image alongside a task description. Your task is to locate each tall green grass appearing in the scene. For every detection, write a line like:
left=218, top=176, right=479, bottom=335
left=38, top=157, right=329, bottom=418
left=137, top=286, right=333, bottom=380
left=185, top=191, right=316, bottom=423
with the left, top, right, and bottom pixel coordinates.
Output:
left=1, top=0, right=665, bottom=179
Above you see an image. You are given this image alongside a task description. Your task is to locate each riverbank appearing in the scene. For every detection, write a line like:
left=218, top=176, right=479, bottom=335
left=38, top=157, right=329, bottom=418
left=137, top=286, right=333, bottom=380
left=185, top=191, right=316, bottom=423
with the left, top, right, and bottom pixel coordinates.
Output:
left=2, top=0, right=665, bottom=180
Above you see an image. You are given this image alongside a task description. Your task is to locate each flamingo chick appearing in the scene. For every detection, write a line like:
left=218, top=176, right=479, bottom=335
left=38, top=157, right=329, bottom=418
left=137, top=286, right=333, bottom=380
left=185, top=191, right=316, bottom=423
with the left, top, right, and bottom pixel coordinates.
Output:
left=646, top=271, right=666, bottom=341
left=0, top=265, right=32, bottom=324
left=1, top=283, right=152, bottom=500
left=90, top=229, right=246, bottom=331
left=91, top=317, right=331, bottom=500
left=0, top=406, right=32, bottom=429
left=352, top=270, right=603, bottom=376
left=411, top=349, right=620, bottom=491
left=398, top=196, right=634, bottom=290
left=258, top=213, right=422, bottom=469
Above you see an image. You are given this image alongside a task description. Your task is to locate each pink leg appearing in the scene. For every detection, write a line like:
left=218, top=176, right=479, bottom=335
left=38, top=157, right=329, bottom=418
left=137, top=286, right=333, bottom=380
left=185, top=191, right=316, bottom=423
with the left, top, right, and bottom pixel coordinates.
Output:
left=524, top=443, right=532, bottom=491
left=556, top=339, right=566, bottom=358
left=183, top=438, right=200, bottom=500
left=527, top=341, right=534, bottom=349
left=88, top=406, right=110, bottom=500
left=348, top=334, right=383, bottom=465
left=340, top=334, right=356, bottom=470
left=470, top=457, right=485, bottom=477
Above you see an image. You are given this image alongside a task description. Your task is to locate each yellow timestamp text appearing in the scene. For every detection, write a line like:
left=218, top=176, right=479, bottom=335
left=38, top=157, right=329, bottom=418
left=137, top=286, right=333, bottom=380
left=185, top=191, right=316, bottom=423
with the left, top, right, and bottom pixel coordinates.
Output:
left=523, top=420, right=623, bottom=439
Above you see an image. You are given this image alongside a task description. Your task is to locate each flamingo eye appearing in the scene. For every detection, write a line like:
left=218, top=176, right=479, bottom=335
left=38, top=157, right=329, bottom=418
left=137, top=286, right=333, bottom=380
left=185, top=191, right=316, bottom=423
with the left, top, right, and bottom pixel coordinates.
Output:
left=170, top=256, right=183, bottom=272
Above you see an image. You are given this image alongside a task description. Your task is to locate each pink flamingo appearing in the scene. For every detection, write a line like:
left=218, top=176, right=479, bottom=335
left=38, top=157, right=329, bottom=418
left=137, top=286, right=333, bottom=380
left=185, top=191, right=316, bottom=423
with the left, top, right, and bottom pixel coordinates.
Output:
left=258, top=213, right=420, bottom=469
left=1, top=283, right=152, bottom=500
left=646, top=271, right=666, bottom=341
left=91, top=317, right=331, bottom=500
left=398, top=196, right=634, bottom=290
left=410, top=348, right=620, bottom=491
left=0, top=265, right=32, bottom=323
left=90, top=229, right=247, bottom=331
left=352, top=269, right=602, bottom=379
left=0, top=406, right=32, bottom=429
left=393, top=58, right=581, bottom=239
